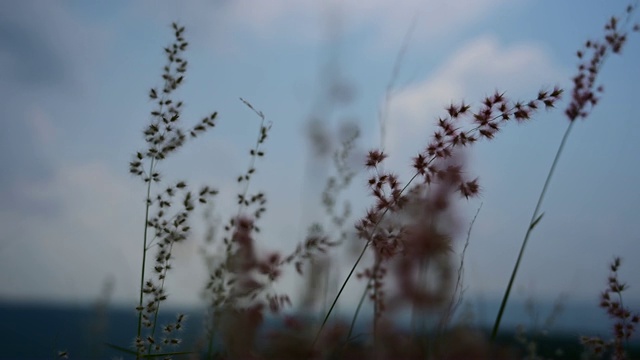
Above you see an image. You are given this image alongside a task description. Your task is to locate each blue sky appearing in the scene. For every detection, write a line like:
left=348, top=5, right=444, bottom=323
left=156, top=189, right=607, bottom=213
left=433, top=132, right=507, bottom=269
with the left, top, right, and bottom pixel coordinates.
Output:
left=1, top=0, right=639, bottom=322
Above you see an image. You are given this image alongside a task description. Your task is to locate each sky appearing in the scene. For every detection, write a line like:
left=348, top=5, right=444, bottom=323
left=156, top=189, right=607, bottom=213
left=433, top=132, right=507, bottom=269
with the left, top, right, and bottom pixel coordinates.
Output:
left=1, top=0, right=639, bottom=324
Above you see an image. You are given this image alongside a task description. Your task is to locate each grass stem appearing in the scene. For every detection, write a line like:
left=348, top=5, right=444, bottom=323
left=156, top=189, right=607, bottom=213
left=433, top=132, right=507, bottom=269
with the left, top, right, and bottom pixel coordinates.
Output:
left=491, top=121, right=575, bottom=340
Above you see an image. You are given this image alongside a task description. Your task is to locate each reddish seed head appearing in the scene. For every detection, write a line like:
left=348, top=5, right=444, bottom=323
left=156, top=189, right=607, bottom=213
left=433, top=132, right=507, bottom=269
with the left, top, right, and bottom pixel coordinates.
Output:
left=446, top=103, right=459, bottom=117
left=365, top=149, right=387, bottom=168
left=458, top=178, right=480, bottom=199
left=459, top=101, right=471, bottom=114
left=413, top=154, right=428, bottom=175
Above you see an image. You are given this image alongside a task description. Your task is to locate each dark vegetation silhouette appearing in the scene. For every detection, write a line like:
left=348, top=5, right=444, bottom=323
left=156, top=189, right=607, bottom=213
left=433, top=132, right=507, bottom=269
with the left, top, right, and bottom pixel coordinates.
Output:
left=88, top=3, right=640, bottom=359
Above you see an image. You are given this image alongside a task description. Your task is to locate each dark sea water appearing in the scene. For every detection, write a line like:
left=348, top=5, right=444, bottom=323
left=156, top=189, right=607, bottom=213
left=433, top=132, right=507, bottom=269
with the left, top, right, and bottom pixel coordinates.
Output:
left=0, top=299, right=637, bottom=359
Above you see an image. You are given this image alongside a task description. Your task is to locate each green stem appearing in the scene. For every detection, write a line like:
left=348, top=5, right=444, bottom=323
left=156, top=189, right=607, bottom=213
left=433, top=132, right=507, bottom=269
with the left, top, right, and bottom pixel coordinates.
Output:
left=491, top=121, right=574, bottom=340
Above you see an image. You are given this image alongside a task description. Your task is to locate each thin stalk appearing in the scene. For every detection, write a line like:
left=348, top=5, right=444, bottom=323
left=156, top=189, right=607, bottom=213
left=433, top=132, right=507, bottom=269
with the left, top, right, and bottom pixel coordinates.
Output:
left=312, top=239, right=371, bottom=348
left=439, top=203, right=482, bottom=332
left=344, top=257, right=385, bottom=348
left=135, top=158, right=157, bottom=360
left=346, top=279, right=369, bottom=341
left=147, top=240, right=175, bottom=356
left=137, top=158, right=155, bottom=340
left=491, top=120, right=575, bottom=340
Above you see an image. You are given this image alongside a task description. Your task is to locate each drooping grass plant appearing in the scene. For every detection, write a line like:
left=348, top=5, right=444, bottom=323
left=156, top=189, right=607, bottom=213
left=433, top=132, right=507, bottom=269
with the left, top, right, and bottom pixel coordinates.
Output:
left=491, top=1, right=640, bottom=341
left=313, top=86, right=564, bottom=355
left=100, top=4, right=640, bottom=358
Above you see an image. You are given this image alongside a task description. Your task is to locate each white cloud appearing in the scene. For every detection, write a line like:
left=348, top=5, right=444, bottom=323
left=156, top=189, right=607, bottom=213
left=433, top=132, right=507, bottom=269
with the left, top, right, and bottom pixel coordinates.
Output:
left=134, top=0, right=508, bottom=50
left=383, top=35, right=566, bottom=170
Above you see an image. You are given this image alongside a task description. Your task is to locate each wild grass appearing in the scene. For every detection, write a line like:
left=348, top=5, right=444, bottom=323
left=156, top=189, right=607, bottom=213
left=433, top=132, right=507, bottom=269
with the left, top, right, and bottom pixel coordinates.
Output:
left=97, top=3, right=640, bottom=360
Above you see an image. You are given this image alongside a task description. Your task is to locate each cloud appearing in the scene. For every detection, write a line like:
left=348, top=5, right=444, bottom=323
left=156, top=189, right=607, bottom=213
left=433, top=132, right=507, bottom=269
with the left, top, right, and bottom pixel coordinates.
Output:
left=0, top=105, right=57, bottom=217
left=383, top=35, right=566, bottom=169
left=133, top=0, right=508, bottom=51
left=222, top=0, right=509, bottom=43
left=0, top=2, right=111, bottom=217
left=0, top=160, right=143, bottom=303
left=0, top=2, right=107, bottom=87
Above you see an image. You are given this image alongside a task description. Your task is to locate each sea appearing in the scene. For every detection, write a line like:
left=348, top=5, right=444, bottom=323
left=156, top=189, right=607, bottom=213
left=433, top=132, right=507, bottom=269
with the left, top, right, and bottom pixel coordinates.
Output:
left=0, top=298, right=636, bottom=359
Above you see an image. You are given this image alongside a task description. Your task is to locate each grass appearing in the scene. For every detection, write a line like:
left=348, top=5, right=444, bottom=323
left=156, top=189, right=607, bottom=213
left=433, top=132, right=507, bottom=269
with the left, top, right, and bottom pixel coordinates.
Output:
left=88, top=3, right=640, bottom=360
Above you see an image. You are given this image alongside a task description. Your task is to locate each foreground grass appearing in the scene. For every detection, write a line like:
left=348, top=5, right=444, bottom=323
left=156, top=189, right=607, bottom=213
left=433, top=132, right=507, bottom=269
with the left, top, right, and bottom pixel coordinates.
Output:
left=80, top=3, right=640, bottom=360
